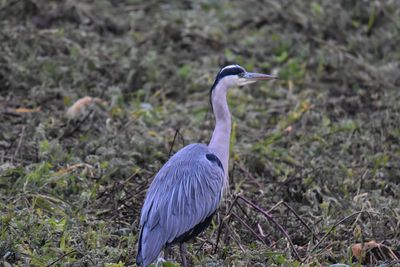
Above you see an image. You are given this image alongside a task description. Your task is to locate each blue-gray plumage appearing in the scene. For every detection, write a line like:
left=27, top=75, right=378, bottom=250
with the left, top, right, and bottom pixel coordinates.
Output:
left=137, top=144, right=224, bottom=265
left=136, top=65, right=277, bottom=267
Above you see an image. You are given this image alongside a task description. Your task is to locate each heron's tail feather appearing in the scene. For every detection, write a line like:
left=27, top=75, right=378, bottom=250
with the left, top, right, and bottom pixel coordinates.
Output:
left=136, top=227, right=145, bottom=266
left=136, top=224, right=165, bottom=267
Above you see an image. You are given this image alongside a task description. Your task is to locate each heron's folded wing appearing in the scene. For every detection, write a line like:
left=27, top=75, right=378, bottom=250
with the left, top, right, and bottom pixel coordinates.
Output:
left=140, top=144, right=224, bottom=244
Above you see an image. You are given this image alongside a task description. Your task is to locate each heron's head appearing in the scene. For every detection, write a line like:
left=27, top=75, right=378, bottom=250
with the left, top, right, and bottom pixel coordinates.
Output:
left=211, top=64, right=277, bottom=90
left=209, top=64, right=277, bottom=105
left=209, top=64, right=277, bottom=110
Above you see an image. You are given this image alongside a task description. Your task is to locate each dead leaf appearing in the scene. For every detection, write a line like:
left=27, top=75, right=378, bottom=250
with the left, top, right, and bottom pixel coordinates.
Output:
left=351, top=240, right=399, bottom=265
left=284, top=125, right=293, bottom=133
left=13, top=106, right=41, bottom=113
left=65, top=96, right=106, bottom=119
left=66, top=96, right=94, bottom=119
left=55, top=163, right=95, bottom=177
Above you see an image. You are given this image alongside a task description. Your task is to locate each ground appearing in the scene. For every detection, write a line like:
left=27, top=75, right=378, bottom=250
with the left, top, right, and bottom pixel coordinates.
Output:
left=0, top=0, right=400, bottom=266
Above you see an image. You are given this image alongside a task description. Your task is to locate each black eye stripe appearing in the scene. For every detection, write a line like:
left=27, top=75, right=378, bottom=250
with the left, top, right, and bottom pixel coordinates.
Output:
left=209, top=65, right=246, bottom=110
left=218, top=67, right=245, bottom=79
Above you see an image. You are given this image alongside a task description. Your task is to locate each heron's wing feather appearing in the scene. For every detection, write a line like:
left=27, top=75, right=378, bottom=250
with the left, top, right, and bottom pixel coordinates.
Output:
left=138, top=143, right=224, bottom=263
left=163, top=154, right=223, bottom=243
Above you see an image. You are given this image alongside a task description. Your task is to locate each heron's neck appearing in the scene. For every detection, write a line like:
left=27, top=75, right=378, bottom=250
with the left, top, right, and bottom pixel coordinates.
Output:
left=208, top=80, right=231, bottom=179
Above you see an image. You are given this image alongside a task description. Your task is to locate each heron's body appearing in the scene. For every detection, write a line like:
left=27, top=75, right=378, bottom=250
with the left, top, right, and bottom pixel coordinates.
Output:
left=136, top=144, right=224, bottom=266
left=136, top=65, right=276, bottom=266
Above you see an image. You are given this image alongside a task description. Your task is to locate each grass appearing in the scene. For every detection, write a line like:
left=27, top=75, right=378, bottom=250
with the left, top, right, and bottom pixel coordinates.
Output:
left=1, top=0, right=399, bottom=266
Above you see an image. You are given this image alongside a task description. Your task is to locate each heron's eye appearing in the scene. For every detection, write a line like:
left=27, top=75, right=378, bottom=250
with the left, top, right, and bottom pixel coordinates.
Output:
left=237, top=72, right=245, bottom=78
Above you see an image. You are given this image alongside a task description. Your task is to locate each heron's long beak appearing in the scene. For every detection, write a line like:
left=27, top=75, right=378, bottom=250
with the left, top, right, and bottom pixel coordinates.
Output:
left=238, top=72, right=278, bottom=86
left=243, top=72, right=278, bottom=81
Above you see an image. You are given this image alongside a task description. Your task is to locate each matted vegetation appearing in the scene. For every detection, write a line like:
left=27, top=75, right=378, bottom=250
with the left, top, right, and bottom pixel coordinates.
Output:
left=1, top=0, right=399, bottom=266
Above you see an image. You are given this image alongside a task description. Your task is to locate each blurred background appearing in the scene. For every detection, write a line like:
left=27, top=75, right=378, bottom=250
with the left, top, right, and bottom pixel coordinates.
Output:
left=0, top=0, right=399, bottom=266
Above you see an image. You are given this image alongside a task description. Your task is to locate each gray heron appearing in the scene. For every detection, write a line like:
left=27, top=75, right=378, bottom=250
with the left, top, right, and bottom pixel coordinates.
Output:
left=136, top=65, right=277, bottom=266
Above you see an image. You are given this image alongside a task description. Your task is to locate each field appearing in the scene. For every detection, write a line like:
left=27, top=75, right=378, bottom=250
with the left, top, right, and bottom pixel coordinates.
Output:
left=1, top=0, right=400, bottom=266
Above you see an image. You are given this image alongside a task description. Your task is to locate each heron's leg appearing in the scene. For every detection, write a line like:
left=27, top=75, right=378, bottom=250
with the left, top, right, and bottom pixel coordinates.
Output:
left=179, top=243, right=188, bottom=267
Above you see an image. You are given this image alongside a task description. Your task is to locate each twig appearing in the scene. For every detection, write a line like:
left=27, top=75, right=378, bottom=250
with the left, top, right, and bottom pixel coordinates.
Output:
left=168, top=128, right=181, bottom=157
left=59, top=109, right=93, bottom=139
left=213, top=215, right=226, bottom=254
left=224, top=224, right=245, bottom=252
left=237, top=195, right=301, bottom=261
left=194, top=237, right=216, bottom=256
left=13, top=125, right=26, bottom=161
left=235, top=159, right=263, bottom=188
left=235, top=199, right=254, bottom=224
left=268, top=200, right=319, bottom=242
left=194, top=238, right=207, bottom=256
left=231, top=212, right=267, bottom=245
left=213, top=196, right=239, bottom=254
left=46, top=250, right=78, bottom=267
left=310, top=210, right=376, bottom=254
left=355, top=169, right=369, bottom=197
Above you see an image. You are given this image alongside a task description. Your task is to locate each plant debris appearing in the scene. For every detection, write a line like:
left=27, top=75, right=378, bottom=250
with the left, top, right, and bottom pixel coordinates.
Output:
left=65, top=96, right=105, bottom=119
left=0, top=0, right=399, bottom=266
left=351, top=240, right=400, bottom=265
